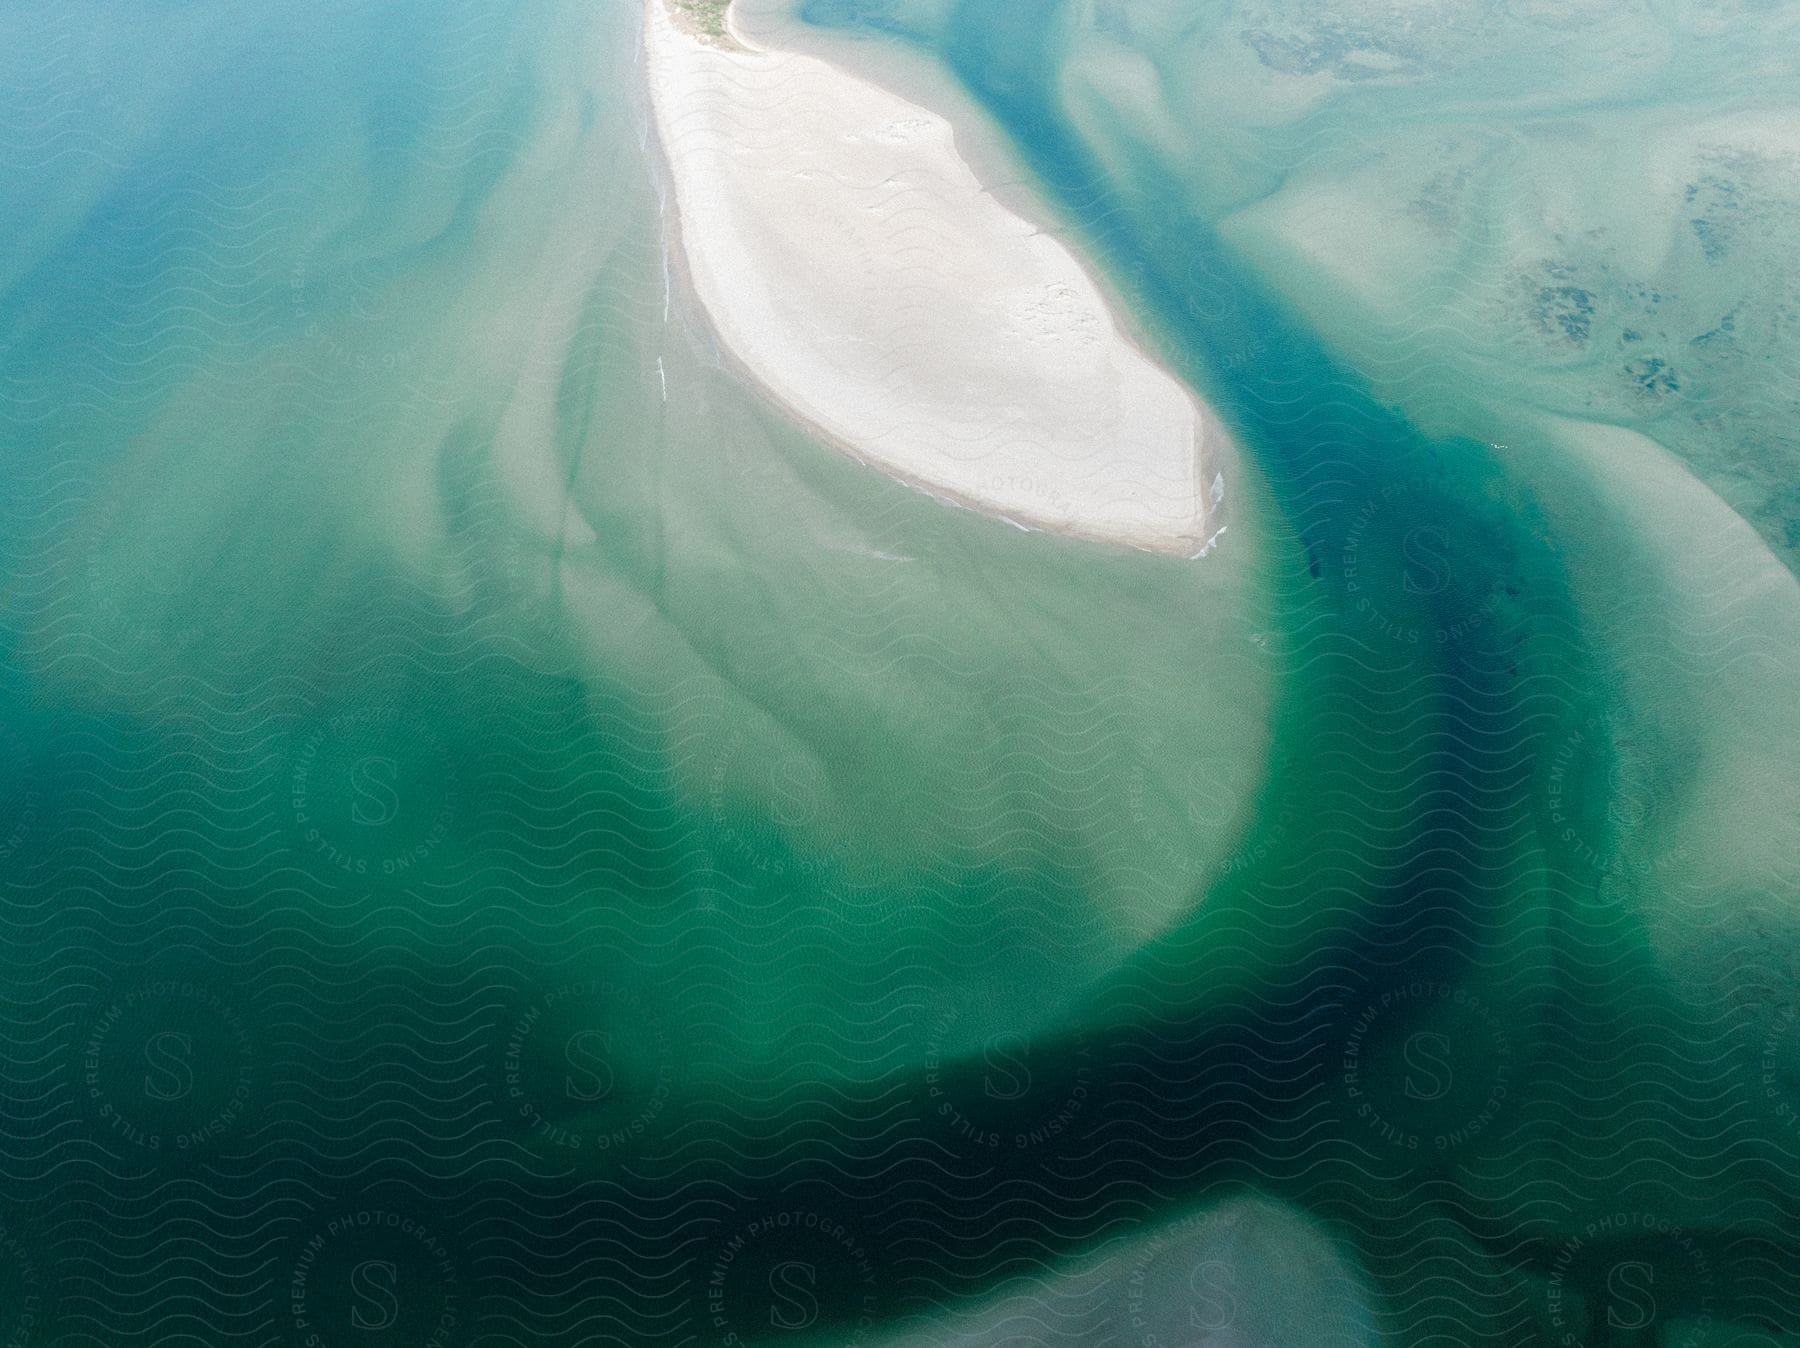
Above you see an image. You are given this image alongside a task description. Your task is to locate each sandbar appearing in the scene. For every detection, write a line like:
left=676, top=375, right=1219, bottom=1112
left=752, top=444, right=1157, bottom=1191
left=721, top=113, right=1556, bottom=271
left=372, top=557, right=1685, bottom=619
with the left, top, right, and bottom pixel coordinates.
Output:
left=641, top=0, right=1227, bottom=554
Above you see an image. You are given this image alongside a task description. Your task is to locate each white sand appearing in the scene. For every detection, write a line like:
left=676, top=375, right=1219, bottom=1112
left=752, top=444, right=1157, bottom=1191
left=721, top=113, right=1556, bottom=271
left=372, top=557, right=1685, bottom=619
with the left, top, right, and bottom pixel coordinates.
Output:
left=641, top=0, right=1225, bottom=554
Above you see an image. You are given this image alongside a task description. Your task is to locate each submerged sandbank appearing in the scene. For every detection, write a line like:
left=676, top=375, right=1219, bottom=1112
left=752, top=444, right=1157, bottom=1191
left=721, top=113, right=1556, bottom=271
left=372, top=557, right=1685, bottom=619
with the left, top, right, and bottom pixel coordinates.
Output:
left=641, top=0, right=1228, bottom=554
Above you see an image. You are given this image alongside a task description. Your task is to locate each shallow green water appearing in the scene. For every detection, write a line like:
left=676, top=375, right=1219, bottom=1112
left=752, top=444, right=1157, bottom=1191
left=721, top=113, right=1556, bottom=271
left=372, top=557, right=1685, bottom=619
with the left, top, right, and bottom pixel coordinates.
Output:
left=2, top=0, right=1798, bottom=1344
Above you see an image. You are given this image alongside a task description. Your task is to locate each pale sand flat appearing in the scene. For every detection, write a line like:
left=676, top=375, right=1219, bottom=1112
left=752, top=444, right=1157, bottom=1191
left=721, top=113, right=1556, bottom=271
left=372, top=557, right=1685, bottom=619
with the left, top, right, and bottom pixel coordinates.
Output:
left=642, top=0, right=1228, bottom=554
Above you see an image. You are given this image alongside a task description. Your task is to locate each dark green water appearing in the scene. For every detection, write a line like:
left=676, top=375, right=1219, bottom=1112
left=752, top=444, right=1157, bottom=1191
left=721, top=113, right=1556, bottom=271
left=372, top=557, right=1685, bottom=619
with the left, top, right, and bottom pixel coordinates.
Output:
left=1, top=0, right=1797, bottom=1344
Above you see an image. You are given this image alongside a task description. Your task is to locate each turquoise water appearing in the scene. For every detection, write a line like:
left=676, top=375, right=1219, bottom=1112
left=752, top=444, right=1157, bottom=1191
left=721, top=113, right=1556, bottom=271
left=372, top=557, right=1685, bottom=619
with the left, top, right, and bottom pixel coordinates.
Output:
left=2, top=0, right=1799, bottom=1344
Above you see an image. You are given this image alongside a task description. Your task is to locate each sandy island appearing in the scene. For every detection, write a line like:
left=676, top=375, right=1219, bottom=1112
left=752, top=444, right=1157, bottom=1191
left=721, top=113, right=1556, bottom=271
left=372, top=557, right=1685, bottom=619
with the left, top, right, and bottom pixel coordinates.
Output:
left=642, top=0, right=1228, bottom=554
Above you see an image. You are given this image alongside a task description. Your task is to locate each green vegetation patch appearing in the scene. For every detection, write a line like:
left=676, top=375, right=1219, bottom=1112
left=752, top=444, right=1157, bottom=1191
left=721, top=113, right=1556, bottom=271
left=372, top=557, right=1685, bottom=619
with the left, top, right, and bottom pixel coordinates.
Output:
left=672, top=0, right=730, bottom=40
